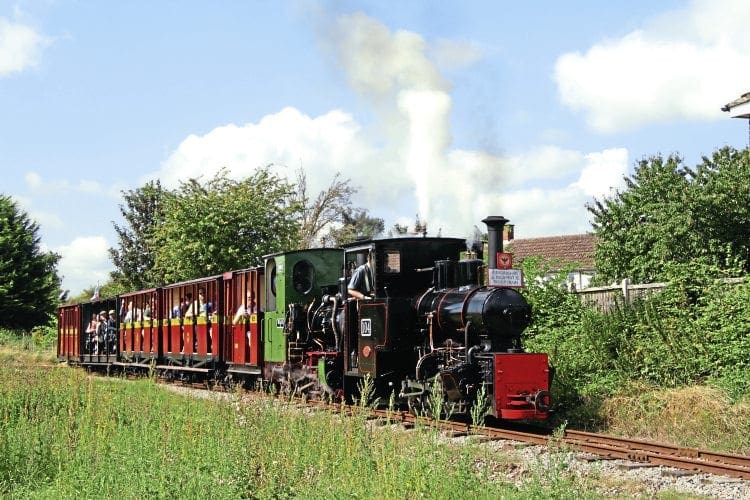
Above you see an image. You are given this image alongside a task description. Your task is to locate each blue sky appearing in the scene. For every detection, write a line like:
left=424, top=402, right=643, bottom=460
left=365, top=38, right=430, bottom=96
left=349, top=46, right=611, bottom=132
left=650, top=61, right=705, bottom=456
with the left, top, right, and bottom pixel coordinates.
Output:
left=2, top=0, right=748, bottom=294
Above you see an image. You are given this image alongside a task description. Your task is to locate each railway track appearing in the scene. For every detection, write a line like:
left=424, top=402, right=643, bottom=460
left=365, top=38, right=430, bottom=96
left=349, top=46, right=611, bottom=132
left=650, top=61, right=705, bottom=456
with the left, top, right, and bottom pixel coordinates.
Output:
left=312, top=402, right=750, bottom=481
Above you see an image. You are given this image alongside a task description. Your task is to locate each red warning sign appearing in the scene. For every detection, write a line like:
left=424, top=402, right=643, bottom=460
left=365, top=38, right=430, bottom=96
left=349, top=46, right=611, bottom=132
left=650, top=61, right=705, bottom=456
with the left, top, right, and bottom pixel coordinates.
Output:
left=497, top=252, right=513, bottom=269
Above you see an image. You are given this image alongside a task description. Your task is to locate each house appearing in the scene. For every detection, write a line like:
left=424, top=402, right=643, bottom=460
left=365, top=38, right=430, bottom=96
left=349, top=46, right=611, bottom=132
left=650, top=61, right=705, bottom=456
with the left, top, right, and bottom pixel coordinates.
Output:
left=721, top=91, right=750, bottom=118
left=505, top=234, right=597, bottom=290
left=721, top=91, right=750, bottom=148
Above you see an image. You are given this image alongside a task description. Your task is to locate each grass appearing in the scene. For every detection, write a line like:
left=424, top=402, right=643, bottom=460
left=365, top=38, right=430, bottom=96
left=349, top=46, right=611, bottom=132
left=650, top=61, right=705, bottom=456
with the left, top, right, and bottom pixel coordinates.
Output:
left=598, top=383, right=750, bottom=454
left=2, top=337, right=741, bottom=498
left=0, top=357, right=611, bottom=499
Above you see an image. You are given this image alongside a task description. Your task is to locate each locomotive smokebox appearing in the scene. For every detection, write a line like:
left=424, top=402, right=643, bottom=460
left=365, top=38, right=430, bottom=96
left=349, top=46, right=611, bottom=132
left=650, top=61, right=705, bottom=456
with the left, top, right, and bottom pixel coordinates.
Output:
left=482, top=216, right=509, bottom=270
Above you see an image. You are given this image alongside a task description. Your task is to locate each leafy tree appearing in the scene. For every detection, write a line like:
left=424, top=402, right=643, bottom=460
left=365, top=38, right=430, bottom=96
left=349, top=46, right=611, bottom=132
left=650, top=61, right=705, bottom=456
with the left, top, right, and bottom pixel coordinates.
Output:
left=589, top=147, right=750, bottom=284
left=320, top=208, right=384, bottom=246
left=589, top=154, right=703, bottom=283
left=152, top=168, right=302, bottom=283
left=109, top=180, right=172, bottom=289
left=688, top=147, right=750, bottom=272
left=0, top=195, right=61, bottom=330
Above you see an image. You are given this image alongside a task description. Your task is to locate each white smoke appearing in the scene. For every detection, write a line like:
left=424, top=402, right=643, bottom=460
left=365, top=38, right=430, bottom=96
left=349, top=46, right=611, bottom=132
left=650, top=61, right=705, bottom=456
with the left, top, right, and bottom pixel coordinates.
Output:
left=326, top=13, right=453, bottom=224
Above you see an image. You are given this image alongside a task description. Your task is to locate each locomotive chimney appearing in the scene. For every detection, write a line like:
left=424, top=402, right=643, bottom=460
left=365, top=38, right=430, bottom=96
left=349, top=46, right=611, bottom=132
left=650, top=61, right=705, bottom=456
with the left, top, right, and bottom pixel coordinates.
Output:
left=482, top=215, right=509, bottom=270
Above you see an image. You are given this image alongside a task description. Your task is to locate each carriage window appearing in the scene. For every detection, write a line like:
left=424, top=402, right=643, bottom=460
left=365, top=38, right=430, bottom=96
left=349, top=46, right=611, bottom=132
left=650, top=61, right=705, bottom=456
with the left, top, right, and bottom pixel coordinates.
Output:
left=266, top=260, right=277, bottom=312
left=384, top=251, right=401, bottom=273
left=292, top=260, right=314, bottom=294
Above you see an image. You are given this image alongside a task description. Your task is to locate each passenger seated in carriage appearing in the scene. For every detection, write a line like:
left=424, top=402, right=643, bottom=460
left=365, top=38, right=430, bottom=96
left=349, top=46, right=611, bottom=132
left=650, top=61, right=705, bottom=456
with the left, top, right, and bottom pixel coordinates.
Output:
left=85, top=313, right=98, bottom=353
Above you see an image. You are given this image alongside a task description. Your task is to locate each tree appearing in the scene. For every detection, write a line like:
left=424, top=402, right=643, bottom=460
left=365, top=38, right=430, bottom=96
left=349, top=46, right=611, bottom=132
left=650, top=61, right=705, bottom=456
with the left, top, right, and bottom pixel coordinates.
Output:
left=152, top=168, right=302, bottom=283
left=295, top=169, right=357, bottom=248
left=320, top=208, right=384, bottom=246
left=0, top=194, right=61, bottom=330
left=688, top=147, right=750, bottom=272
left=109, top=180, right=172, bottom=290
left=588, top=148, right=750, bottom=284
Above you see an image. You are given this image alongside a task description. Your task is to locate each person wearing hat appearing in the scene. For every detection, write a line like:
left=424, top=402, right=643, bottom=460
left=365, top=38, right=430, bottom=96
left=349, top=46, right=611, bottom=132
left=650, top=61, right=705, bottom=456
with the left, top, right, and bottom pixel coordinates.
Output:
left=94, top=310, right=107, bottom=354
left=106, top=310, right=118, bottom=353
left=85, top=313, right=98, bottom=353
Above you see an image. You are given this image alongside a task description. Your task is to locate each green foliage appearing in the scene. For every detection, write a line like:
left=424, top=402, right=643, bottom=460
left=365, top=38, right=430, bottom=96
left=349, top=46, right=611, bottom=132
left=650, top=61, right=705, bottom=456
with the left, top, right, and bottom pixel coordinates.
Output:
left=521, top=255, right=750, bottom=427
left=469, top=382, right=489, bottom=427
left=152, top=167, right=302, bottom=283
left=689, top=147, right=750, bottom=271
left=588, top=154, right=696, bottom=283
left=0, top=195, right=61, bottom=330
left=520, top=256, right=586, bottom=340
left=565, top=146, right=750, bottom=427
left=589, top=147, right=750, bottom=284
left=109, top=180, right=172, bottom=290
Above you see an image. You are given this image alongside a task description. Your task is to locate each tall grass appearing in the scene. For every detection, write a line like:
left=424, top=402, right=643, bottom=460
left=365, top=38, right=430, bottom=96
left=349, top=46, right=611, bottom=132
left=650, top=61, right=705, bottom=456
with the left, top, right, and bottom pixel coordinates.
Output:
left=0, top=362, right=601, bottom=498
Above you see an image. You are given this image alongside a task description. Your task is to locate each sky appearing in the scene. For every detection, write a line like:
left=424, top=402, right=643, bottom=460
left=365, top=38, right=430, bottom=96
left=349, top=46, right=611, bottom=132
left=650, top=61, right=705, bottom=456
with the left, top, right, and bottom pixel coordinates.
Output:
left=2, top=0, right=749, bottom=295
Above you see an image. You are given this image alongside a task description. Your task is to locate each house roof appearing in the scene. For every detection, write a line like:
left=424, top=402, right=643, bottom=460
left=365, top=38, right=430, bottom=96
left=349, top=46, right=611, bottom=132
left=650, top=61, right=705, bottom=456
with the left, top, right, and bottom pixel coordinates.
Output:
left=505, top=234, right=597, bottom=269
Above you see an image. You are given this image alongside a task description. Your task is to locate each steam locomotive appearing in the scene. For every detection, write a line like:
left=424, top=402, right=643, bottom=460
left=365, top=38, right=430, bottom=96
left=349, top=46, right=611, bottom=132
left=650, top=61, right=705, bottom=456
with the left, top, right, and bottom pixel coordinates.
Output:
left=58, top=216, right=551, bottom=421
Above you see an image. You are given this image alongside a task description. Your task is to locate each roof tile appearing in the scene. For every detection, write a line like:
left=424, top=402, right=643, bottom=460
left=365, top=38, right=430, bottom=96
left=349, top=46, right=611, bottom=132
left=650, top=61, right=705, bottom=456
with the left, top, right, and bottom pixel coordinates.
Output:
left=506, top=234, right=597, bottom=269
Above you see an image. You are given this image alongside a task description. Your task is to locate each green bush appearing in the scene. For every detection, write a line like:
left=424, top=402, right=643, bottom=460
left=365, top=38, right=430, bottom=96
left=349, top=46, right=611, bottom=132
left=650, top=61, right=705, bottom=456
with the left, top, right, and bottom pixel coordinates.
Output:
left=519, top=256, right=750, bottom=427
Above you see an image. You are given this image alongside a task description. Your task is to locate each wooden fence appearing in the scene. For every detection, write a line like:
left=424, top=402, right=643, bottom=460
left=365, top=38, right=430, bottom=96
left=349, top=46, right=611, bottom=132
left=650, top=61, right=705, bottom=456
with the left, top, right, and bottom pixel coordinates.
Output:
left=574, top=277, right=745, bottom=312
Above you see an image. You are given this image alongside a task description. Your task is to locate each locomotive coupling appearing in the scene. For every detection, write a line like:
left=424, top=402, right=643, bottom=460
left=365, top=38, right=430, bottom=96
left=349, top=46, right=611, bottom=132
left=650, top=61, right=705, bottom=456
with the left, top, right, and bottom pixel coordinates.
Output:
left=530, top=390, right=551, bottom=412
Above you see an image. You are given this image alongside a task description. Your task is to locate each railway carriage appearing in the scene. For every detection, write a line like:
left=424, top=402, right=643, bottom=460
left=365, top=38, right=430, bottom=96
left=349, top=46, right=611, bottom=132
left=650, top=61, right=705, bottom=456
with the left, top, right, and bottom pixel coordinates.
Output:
left=118, top=288, right=160, bottom=364
left=159, top=275, right=223, bottom=376
left=58, top=296, right=119, bottom=365
left=222, top=266, right=265, bottom=381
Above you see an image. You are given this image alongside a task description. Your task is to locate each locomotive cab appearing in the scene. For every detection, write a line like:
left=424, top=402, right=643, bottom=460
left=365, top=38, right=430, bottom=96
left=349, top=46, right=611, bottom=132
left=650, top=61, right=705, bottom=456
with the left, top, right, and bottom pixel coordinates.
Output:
left=342, top=237, right=466, bottom=401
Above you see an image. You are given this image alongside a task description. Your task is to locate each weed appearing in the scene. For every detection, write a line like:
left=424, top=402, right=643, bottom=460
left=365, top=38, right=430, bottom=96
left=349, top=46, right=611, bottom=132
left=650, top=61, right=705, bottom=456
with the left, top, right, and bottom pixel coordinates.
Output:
left=470, top=382, right=490, bottom=428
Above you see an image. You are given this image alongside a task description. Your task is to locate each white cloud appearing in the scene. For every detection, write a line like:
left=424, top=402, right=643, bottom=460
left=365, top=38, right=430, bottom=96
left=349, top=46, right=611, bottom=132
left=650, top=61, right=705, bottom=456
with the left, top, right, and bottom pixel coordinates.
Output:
left=554, top=0, right=750, bottom=132
left=24, top=170, right=120, bottom=198
left=24, top=171, right=42, bottom=189
left=151, top=107, right=382, bottom=194
left=55, top=236, right=111, bottom=294
left=573, top=148, right=629, bottom=198
left=0, top=17, right=49, bottom=77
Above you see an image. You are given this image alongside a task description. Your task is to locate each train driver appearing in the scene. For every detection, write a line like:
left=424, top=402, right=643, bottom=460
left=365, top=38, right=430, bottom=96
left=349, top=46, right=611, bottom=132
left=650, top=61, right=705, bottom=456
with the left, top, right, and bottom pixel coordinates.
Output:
left=347, top=251, right=374, bottom=300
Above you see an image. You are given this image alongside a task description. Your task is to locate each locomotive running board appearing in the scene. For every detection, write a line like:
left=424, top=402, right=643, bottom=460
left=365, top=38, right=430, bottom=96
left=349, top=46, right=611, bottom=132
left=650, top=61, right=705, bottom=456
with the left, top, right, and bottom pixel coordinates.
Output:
left=227, top=366, right=262, bottom=375
left=112, top=362, right=154, bottom=369
left=154, top=365, right=210, bottom=373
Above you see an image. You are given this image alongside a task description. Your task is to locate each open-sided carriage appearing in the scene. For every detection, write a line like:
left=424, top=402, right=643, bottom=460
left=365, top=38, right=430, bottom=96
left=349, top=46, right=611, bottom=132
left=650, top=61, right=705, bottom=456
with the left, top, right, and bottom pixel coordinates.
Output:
left=57, top=296, right=119, bottom=367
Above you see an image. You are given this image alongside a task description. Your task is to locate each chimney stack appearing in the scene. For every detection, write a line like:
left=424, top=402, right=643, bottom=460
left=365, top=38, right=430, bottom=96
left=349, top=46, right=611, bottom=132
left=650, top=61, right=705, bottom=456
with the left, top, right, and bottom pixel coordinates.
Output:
left=482, top=216, right=509, bottom=270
